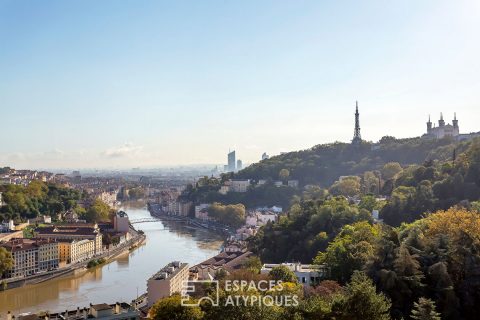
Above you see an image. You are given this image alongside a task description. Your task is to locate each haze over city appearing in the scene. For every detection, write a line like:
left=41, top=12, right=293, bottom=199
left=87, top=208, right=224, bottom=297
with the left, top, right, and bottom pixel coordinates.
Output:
left=1, top=0, right=480, bottom=169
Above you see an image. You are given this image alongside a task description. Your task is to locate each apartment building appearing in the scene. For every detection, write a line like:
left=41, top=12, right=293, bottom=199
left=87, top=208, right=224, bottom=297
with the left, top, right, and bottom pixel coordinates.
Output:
left=59, top=239, right=96, bottom=264
left=229, top=179, right=250, bottom=193
left=147, top=261, right=189, bottom=307
left=0, top=238, right=59, bottom=278
left=35, top=224, right=103, bottom=254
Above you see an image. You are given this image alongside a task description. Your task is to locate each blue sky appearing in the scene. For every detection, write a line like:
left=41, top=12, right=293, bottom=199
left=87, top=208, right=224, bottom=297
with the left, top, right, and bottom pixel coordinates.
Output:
left=1, top=0, right=479, bottom=169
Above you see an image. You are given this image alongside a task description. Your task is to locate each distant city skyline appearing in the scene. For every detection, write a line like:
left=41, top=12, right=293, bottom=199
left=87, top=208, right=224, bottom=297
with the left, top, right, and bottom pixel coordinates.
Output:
left=1, top=0, right=479, bottom=169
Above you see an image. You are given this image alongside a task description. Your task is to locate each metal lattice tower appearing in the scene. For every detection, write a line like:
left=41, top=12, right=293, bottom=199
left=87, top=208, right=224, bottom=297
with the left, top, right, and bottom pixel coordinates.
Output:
left=352, top=101, right=362, bottom=144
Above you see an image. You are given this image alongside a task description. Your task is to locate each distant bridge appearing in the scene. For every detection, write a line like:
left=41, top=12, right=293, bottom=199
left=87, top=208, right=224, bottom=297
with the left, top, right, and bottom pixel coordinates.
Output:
left=130, top=218, right=163, bottom=224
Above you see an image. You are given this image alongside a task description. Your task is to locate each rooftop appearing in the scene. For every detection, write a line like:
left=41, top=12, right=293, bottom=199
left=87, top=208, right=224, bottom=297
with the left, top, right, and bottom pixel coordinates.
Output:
left=10, top=302, right=139, bottom=320
left=149, top=261, right=188, bottom=281
left=0, top=238, right=57, bottom=252
left=261, top=263, right=328, bottom=273
left=195, top=251, right=253, bottom=270
left=36, top=226, right=99, bottom=237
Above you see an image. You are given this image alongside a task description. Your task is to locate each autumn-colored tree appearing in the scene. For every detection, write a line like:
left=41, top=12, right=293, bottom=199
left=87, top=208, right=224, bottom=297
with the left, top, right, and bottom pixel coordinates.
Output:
left=0, top=247, right=14, bottom=277
left=149, top=294, right=203, bottom=320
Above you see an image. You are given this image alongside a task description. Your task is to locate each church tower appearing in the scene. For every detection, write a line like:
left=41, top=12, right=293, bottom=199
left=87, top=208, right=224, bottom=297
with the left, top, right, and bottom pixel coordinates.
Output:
left=438, top=112, right=445, bottom=127
left=352, top=101, right=362, bottom=145
left=427, top=115, right=432, bottom=133
left=452, top=112, right=458, bottom=130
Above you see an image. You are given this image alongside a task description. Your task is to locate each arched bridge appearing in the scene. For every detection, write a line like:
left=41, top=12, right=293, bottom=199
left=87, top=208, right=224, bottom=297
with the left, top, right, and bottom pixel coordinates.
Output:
left=129, top=218, right=162, bottom=224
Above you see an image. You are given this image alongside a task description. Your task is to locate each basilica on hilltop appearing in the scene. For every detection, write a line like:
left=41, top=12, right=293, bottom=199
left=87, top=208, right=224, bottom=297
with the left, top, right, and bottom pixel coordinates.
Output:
left=424, top=113, right=459, bottom=139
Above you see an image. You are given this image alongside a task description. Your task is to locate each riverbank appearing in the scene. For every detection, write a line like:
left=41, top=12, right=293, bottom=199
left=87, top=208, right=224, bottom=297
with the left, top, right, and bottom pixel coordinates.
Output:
left=2, top=233, right=146, bottom=291
left=147, top=202, right=235, bottom=236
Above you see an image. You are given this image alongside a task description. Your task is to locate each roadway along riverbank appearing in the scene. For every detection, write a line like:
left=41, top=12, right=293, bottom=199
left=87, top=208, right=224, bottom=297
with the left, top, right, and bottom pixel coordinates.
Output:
left=2, top=232, right=146, bottom=290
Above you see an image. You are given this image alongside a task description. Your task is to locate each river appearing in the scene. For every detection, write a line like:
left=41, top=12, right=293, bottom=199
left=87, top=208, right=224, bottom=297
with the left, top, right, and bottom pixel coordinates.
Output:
left=0, top=202, right=224, bottom=317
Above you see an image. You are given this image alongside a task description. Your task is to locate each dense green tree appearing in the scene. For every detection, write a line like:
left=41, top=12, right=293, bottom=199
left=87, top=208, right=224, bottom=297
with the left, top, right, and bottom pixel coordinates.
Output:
left=363, top=171, right=380, bottom=194
left=381, top=162, right=403, bottom=180
left=332, top=271, right=391, bottom=320
left=314, top=221, right=380, bottom=283
left=0, top=181, right=83, bottom=220
left=359, top=195, right=379, bottom=212
left=207, top=203, right=245, bottom=228
left=269, top=265, right=298, bottom=283
left=236, top=137, right=469, bottom=188
left=84, top=199, right=111, bottom=222
left=329, top=176, right=361, bottom=197
left=410, top=298, right=441, bottom=320
left=0, top=247, right=14, bottom=278
left=302, top=185, right=329, bottom=201
left=250, top=197, right=372, bottom=263
left=242, top=256, right=262, bottom=274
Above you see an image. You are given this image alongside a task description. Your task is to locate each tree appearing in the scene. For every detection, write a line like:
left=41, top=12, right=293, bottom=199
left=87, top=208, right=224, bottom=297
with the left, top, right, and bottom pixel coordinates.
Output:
left=128, top=187, right=145, bottom=200
left=302, top=185, right=329, bottom=201
left=329, top=176, right=361, bottom=197
left=410, top=297, right=441, bottom=320
left=269, top=265, right=297, bottom=283
left=363, top=171, right=380, bottom=194
left=85, top=199, right=111, bottom=222
left=149, top=294, right=203, bottom=320
left=332, top=271, right=391, bottom=320
left=381, top=162, right=403, bottom=181
left=0, top=247, right=14, bottom=277
left=359, top=195, right=377, bottom=212
left=279, top=169, right=290, bottom=182
left=207, top=203, right=245, bottom=228
left=242, top=256, right=262, bottom=274
left=314, top=221, right=380, bottom=283
left=250, top=197, right=372, bottom=264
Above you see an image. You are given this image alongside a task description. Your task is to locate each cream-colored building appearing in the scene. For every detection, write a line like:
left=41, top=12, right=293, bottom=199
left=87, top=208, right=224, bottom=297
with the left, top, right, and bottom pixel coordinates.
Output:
left=0, top=238, right=59, bottom=278
left=59, top=239, right=96, bottom=264
left=147, top=261, right=189, bottom=307
left=35, top=224, right=103, bottom=254
left=261, top=263, right=329, bottom=287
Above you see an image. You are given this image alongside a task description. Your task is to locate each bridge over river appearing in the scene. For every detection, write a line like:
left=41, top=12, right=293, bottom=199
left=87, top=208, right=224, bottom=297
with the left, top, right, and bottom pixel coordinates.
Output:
left=129, top=217, right=162, bottom=224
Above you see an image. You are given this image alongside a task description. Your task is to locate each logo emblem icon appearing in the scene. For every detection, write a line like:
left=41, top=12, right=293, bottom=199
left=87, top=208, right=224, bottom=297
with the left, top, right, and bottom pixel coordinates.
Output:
left=181, top=280, right=220, bottom=307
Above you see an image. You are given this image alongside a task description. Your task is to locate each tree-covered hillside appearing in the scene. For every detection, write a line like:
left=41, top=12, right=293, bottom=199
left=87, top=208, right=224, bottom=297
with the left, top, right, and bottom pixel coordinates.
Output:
left=236, top=136, right=472, bottom=187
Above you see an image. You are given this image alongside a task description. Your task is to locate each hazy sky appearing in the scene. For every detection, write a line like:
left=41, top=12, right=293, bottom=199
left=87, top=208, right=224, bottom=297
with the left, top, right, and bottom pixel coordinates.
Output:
left=1, top=0, right=479, bottom=169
